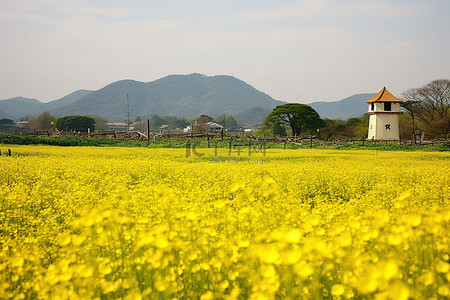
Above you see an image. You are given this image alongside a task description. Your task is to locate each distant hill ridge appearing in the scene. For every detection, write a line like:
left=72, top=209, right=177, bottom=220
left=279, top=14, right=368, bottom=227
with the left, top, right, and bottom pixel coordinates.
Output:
left=308, top=93, right=376, bottom=120
left=51, top=74, right=287, bottom=121
left=0, top=74, right=375, bottom=123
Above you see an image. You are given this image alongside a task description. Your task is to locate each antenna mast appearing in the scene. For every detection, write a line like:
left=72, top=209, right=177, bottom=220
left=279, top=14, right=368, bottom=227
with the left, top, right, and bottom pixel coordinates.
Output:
left=126, top=93, right=130, bottom=132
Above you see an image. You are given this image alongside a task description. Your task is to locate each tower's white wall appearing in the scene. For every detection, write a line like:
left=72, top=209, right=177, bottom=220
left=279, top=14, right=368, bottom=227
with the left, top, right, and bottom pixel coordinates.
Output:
left=367, top=113, right=400, bottom=140
left=368, top=114, right=377, bottom=139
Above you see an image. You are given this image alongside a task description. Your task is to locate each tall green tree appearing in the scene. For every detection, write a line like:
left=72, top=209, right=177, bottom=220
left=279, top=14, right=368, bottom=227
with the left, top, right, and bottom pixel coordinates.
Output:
left=90, top=115, right=108, bottom=131
left=270, top=121, right=287, bottom=136
left=148, top=114, right=165, bottom=129
left=264, top=103, right=325, bottom=136
left=55, top=116, right=95, bottom=132
left=215, top=114, right=238, bottom=129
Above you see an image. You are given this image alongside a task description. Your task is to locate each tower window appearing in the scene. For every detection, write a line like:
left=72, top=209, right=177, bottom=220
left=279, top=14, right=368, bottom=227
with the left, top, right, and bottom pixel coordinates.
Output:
left=371, top=103, right=374, bottom=111
left=384, top=102, right=391, bottom=111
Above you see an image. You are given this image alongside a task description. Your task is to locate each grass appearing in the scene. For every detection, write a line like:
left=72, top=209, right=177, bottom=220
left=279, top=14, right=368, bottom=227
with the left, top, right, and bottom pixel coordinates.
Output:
left=0, top=133, right=448, bottom=151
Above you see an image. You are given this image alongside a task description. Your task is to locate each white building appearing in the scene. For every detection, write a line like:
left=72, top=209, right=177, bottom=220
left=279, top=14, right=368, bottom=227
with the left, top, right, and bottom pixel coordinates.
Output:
left=366, top=87, right=402, bottom=140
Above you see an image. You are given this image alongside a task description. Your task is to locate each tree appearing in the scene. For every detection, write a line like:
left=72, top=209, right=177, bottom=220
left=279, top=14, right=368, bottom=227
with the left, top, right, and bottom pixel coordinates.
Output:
left=164, top=116, right=189, bottom=129
left=56, top=116, right=96, bottom=132
left=193, top=115, right=213, bottom=133
left=0, top=119, right=14, bottom=125
left=148, top=114, right=165, bottom=129
left=402, top=79, right=450, bottom=137
left=342, top=118, right=364, bottom=138
left=400, top=100, right=420, bottom=142
left=90, top=115, right=108, bottom=131
left=264, top=103, right=325, bottom=136
left=30, top=112, right=57, bottom=131
left=272, top=121, right=287, bottom=136
left=0, top=119, right=15, bottom=132
left=215, top=114, right=238, bottom=129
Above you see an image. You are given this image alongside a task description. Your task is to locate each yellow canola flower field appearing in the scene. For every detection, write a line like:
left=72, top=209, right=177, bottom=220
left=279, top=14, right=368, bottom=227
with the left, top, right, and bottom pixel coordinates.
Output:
left=0, top=145, right=449, bottom=299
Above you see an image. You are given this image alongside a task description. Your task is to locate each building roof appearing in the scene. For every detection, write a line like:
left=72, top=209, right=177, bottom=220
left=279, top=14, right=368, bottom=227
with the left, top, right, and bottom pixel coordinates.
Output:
left=366, top=87, right=402, bottom=103
left=207, top=122, right=223, bottom=129
left=106, top=122, right=128, bottom=126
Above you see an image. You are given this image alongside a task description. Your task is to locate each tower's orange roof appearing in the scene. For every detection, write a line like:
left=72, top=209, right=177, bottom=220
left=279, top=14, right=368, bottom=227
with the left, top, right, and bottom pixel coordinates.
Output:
left=366, top=87, right=402, bottom=103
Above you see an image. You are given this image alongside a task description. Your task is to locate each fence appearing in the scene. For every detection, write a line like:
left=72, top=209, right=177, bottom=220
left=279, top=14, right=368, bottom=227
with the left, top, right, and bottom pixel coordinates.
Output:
left=7, top=129, right=449, bottom=149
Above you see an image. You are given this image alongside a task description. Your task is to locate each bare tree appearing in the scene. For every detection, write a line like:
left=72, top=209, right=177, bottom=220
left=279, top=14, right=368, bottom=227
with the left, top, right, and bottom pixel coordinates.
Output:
left=193, top=115, right=213, bottom=134
left=400, top=99, right=420, bottom=142
left=402, top=79, right=450, bottom=137
left=30, top=112, right=57, bottom=131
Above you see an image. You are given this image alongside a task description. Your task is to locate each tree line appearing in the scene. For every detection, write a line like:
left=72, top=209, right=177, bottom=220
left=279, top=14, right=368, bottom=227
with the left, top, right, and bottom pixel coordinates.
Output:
left=262, top=79, right=449, bottom=140
left=21, top=113, right=100, bottom=132
left=19, top=113, right=241, bottom=133
left=12, top=79, right=450, bottom=139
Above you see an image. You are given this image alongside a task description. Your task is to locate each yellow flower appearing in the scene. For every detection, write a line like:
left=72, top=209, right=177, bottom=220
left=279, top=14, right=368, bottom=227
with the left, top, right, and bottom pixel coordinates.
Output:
left=438, top=285, right=450, bottom=297
left=436, top=261, right=450, bottom=273
left=331, top=284, right=345, bottom=296
left=284, top=229, right=302, bottom=244
left=200, top=291, right=214, bottom=300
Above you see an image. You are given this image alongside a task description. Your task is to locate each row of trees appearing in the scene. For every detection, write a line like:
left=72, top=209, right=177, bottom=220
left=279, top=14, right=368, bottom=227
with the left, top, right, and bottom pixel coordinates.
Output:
left=24, top=112, right=241, bottom=133
left=132, top=114, right=239, bottom=132
left=262, top=79, right=449, bottom=140
left=261, top=103, right=363, bottom=139
left=16, top=79, right=449, bottom=139
left=24, top=113, right=97, bottom=132
left=401, top=79, right=450, bottom=139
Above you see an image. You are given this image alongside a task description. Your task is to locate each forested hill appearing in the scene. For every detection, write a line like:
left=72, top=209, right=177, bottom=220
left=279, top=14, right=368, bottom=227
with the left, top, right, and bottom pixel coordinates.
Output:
left=0, top=74, right=377, bottom=122
left=49, top=74, right=285, bottom=121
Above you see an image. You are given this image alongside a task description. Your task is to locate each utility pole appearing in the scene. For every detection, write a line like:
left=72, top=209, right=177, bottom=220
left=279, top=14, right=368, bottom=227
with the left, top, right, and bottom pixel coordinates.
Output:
left=126, top=93, right=130, bottom=132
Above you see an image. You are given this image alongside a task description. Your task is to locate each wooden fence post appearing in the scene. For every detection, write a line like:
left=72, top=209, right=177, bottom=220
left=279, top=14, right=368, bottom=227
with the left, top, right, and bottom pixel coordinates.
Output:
left=8, top=149, right=11, bottom=156
left=147, top=119, right=150, bottom=143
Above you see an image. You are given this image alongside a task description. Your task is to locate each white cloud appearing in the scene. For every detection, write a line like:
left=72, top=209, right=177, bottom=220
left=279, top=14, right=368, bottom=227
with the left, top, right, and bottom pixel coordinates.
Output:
left=57, top=5, right=135, bottom=18
left=240, top=0, right=430, bottom=21
left=0, top=8, right=51, bottom=24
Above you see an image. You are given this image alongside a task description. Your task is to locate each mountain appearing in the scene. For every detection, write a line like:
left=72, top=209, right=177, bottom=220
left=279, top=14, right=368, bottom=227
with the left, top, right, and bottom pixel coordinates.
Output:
left=0, top=74, right=376, bottom=123
left=308, top=93, right=376, bottom=120
left=0, top=91, right=92, bottom=120
left=233, top=106, right=272, bottom=126
left=50, top=80, right=169, bottom=121
left=0, top=97, right=43, bottom=119
left=50, top=74, right=285, bottom=121
left=146, top=74, right=283, bottom=118
left=44, top=89, right=93, bottom=110
left=0, top=107, right=14, bottom=120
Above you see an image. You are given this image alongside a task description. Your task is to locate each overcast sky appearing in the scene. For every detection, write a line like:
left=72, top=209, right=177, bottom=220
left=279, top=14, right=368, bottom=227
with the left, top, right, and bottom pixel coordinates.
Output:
left=1, top=0, right=449, bottom=103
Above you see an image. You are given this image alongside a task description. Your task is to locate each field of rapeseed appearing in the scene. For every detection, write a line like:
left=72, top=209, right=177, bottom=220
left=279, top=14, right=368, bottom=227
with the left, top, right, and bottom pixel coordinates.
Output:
left=0, top=145, right=449, bottom=299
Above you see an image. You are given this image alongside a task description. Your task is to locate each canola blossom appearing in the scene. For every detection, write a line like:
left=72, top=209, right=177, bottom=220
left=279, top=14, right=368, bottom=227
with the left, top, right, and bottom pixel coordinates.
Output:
left=0, top=145, right=449, bottom=299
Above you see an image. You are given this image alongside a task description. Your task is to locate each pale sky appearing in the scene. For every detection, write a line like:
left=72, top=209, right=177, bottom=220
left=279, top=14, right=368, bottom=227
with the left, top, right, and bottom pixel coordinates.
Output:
left=1, top=0, right=449, bottom=103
